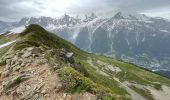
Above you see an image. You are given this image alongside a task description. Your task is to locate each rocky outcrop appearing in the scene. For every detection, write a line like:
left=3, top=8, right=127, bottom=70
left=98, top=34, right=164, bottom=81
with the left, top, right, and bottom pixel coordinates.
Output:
left=0, top=47, right=97, bottom=100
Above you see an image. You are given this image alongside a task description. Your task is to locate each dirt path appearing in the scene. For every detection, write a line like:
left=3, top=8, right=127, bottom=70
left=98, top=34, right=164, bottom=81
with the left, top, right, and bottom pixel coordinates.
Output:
left=113, top=78, right=146, bottom=100
left=147, top=85, right=170, bottom=100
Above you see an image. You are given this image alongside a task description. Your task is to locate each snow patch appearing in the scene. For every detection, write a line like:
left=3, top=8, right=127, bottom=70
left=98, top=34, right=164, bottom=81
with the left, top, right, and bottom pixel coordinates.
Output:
left=0, top=40, right=16, bottom=49
left=46, top=24, right=57, bottom=31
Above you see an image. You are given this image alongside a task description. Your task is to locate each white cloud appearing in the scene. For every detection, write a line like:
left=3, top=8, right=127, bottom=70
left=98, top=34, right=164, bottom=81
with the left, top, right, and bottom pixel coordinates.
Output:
left=0, top=0, right=170, bottom=21
left=140, top=7, right=170, bottom=19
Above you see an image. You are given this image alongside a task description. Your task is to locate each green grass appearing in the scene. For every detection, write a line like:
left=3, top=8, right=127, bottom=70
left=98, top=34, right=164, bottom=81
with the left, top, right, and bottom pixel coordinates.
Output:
left=0, top=33, right=18, bottom=45
left=75, top=58, right=131, bottom=100
left=0, top=43, right=14, bottom=57
left=57, top=67, right=118, bottom=100
left=91, top=54, right=170, bottom=87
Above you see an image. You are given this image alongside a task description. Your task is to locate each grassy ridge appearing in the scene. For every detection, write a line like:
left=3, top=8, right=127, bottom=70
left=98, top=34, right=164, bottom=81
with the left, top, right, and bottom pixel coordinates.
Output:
left=0, top=33, right=18, bottom=45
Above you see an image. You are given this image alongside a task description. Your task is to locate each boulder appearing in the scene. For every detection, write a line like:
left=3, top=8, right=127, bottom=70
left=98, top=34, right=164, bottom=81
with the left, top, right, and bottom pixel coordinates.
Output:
left=66, top=52, right=74, bottom=64
left=22, top=51, right=32, bottom=58
left=66, top=52, right=73, bottom=58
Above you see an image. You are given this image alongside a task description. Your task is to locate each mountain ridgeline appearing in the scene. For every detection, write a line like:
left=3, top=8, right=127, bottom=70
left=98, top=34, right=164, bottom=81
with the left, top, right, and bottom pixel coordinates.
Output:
left=0, top=24, right=170, bottom=100
left=1, top=12, right=170, bottom=77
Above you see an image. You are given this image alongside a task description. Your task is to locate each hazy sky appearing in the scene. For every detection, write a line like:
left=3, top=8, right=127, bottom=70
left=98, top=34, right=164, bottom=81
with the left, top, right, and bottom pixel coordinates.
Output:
left=0, top=0, right=170, bottom=21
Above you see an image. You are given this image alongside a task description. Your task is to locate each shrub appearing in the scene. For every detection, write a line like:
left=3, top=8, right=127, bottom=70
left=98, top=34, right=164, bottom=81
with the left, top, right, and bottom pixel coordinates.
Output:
left=153, top=83, right=162, bottom=90
left=57, top=67, right=117, bottom=100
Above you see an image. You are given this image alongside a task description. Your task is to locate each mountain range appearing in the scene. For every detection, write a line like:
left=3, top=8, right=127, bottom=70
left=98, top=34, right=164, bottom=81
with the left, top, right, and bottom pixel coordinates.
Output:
left=0, top=24, right=170, bottom=100
left=1, top=12, right=170, bottom=78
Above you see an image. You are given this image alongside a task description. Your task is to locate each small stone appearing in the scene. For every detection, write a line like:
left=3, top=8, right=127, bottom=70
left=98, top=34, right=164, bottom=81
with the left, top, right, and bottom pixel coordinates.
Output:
left=27, top=59, right=32, bottom=63
left=5, top=65, right=10, bottom=70
left=22, top=51, right=32, bottom=58
left=1, top=70, right=10, bottom=78
left=27, top=47, right=34, bottom=51
left=4, top=54, right=13, bottom=59
left=63, top=93, right=67, bottom=98
left=10, top=60, right=16, bottom=66
left=13, top=65, right=21, bottom=71
left=66, top=52, right=73, bottom=58
left=65, top=95, right=72, bottom=100
left=6, top=59, right=11, bottom=65
left=21, top=63, right=25, bottom=67
left=25, top=63, right=31, bottom=67
left=26, top=85, right=31, bottom=90
left=16, top=52, right=23, bottom=57
left=33, top=94, right=39, bottom=99
left=41, top=89, right=47, bottom=94
left=13, top=56, right=18, bottom=61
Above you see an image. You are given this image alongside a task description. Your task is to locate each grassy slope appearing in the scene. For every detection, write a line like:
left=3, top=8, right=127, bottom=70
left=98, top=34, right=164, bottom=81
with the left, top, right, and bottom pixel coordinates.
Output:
left=0, top=33, right=18, bottom=45
left=7, top=24, right=123, bottom=99
left=0, top=32, right=18, bottom=56
left=93, top=55, right=170, bottom=86
left=1, top=24, right=170, bottom=100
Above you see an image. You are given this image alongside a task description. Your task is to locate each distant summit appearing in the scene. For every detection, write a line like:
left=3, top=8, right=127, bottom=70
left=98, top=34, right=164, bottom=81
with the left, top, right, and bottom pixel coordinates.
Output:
left=113, top=12, right=124, bottom=19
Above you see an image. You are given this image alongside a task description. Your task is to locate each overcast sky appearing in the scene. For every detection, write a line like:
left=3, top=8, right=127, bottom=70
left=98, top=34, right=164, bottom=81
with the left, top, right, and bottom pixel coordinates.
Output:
left=0, top=0, right=170, bottom=21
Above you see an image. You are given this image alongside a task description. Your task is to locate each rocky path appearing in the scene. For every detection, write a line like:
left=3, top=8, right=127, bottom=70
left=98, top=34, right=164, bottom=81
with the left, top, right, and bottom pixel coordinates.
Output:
left=0, top=47, right=97, bottom=100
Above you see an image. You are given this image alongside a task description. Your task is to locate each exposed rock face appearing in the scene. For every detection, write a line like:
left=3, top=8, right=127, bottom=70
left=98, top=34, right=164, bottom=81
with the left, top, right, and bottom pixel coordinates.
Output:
left=49, top=48, right=75, bottom=65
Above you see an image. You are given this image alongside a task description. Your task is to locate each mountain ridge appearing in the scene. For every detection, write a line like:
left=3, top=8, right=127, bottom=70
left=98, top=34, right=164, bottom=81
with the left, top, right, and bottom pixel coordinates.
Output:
left=0, top=24, right=170, bottom=100
left=1, top=12, right=170, bottom=78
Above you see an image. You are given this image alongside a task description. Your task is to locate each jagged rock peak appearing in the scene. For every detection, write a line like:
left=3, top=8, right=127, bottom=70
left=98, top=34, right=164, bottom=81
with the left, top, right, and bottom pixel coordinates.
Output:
left=84, top=13, right=97, bottom=22
left=61, top=14, right=70, bottom=20
left=128, top=14, right=138, bottom=20
left=113, top=12, right=124, bottom=19
left=90, top=13, right=97, bottom=19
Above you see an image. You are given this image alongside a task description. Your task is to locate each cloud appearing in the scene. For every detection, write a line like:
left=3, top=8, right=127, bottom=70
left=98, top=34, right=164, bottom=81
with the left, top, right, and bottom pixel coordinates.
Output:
left=140, top=7, right=170, bottom=19
left=0, top=0, right=170, bottom=21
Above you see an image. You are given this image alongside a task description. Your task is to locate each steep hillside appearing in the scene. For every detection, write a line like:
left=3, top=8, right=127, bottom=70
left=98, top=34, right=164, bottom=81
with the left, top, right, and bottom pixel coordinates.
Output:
left=0, top=24, right=170, bottom=100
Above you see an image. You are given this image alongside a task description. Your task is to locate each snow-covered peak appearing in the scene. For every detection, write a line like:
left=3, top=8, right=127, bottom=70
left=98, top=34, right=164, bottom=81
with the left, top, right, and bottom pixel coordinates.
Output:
left=127, top=14, right=138, bottom=20
left=113, top=12, right=124, bottom=19
left=83, top=13, right=98, bottom=22
left=60, top=14, right=70, bottom=21
left=89, top=13, right=98, bottom=19
left=57, top=14, right=80, bottom=26
left=135, top=14, right=151, bottom=21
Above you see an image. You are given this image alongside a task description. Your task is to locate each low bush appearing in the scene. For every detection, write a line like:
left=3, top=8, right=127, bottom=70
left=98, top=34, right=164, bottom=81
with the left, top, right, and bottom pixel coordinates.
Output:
left=57, top=67, right=117, bottom=100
